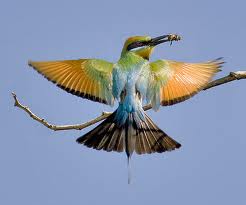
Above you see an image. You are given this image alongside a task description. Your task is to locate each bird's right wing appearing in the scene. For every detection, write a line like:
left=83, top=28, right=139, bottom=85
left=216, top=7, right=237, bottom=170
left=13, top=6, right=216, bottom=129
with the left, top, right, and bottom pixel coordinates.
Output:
left=28, top=59, right=114, bottom=105
left=148, top=58, right=223, bottom=109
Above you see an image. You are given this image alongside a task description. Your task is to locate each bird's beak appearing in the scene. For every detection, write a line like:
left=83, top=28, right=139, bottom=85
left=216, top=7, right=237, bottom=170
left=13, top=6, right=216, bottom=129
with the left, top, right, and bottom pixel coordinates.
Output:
left=147, top=34, right=181, bottom=46
left=127, top=34, right=181, bottom=51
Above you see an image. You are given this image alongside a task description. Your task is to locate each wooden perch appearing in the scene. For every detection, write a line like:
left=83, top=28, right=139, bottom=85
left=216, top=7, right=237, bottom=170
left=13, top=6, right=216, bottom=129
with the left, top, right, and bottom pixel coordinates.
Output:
left=12, top=71, right=246, bottom=131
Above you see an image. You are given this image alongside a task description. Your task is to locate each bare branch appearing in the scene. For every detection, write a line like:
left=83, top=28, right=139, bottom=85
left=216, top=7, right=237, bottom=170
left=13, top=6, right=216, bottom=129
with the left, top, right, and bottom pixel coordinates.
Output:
left=12, top=92, right=111, bottom=131
left=12, top=71, right=246, bottom=131
left=203, top=71, right=246, bottom=90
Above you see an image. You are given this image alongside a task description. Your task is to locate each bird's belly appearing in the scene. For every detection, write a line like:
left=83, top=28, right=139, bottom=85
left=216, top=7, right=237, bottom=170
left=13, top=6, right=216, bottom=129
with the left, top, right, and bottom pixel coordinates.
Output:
left=112, top=61, right=149, bottom=100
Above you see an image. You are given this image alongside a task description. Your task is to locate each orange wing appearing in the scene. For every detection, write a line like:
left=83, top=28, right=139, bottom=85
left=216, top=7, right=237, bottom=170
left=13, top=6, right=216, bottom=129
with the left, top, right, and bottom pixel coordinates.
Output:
left=28, top=59, right=114, bottom=105
left=149, top=58, right=223, bottom=108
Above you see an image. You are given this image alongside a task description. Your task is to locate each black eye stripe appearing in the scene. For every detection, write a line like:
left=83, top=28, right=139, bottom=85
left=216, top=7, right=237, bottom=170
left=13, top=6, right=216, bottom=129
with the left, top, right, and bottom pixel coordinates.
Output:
left=127, top=41, right=147, bottom=51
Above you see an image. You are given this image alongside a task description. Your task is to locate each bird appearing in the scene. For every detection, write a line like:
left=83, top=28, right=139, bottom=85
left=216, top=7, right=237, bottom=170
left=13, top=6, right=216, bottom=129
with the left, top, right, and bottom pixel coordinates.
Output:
left=28, top=34, right=223, bottom=183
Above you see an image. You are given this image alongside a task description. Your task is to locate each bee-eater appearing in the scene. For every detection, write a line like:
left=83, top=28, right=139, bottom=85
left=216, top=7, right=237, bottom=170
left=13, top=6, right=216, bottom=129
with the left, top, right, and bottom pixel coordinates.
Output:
left=29, top=34, right=223, bottom=181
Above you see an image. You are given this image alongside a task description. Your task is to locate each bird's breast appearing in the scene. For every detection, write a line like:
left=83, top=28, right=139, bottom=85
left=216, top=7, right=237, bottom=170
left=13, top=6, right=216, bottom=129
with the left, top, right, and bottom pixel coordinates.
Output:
left=112, top=58, right=149, bottom=101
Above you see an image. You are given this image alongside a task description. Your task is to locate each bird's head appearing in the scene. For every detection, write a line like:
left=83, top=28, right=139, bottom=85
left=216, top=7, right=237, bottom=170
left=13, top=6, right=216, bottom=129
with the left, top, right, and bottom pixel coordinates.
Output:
left=121, top=34, right=181, bottom=60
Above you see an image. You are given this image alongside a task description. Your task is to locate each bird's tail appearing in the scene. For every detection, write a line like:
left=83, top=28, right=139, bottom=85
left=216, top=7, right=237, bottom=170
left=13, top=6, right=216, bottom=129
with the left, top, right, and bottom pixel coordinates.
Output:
left=76, top=109, right=181, bottom=182
left=76, top=110, right=181, bottom=155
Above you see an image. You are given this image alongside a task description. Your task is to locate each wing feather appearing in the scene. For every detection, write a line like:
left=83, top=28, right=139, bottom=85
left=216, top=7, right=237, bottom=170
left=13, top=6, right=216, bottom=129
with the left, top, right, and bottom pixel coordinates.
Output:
left=28, top=59, right=114, bottom=105
left=148, top=58, right=223, bottom=108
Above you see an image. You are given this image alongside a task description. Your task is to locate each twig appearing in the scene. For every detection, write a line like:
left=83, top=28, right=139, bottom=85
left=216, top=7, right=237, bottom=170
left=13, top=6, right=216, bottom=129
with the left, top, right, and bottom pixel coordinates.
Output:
left=12, top=92, right=111, bottom=131
left=203, top=71, right=246, bottom=90
left=12, top=71, right=246, bottom=131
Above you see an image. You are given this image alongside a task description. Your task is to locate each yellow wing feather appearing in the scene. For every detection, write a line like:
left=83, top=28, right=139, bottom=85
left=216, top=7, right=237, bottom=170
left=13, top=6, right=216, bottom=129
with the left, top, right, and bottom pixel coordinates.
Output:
left=28, top=59, right=114, bottom=105
left=149, top=58, right=223, bottom=107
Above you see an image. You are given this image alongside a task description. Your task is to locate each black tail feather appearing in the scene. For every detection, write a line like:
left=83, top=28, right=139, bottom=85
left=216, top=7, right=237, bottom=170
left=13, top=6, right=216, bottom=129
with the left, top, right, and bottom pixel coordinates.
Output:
left=76, top=111, right=181, bottom=155
left=76, top=110, right=181, bottom=184
left=76, top=111, right=125, bottom=152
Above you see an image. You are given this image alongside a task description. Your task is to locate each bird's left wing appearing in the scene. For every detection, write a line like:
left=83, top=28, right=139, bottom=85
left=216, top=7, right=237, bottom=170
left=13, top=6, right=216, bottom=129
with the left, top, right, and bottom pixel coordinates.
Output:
left=28, top=59, right=114, bottom=105
left=147, top=58, right=223, bottom=109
